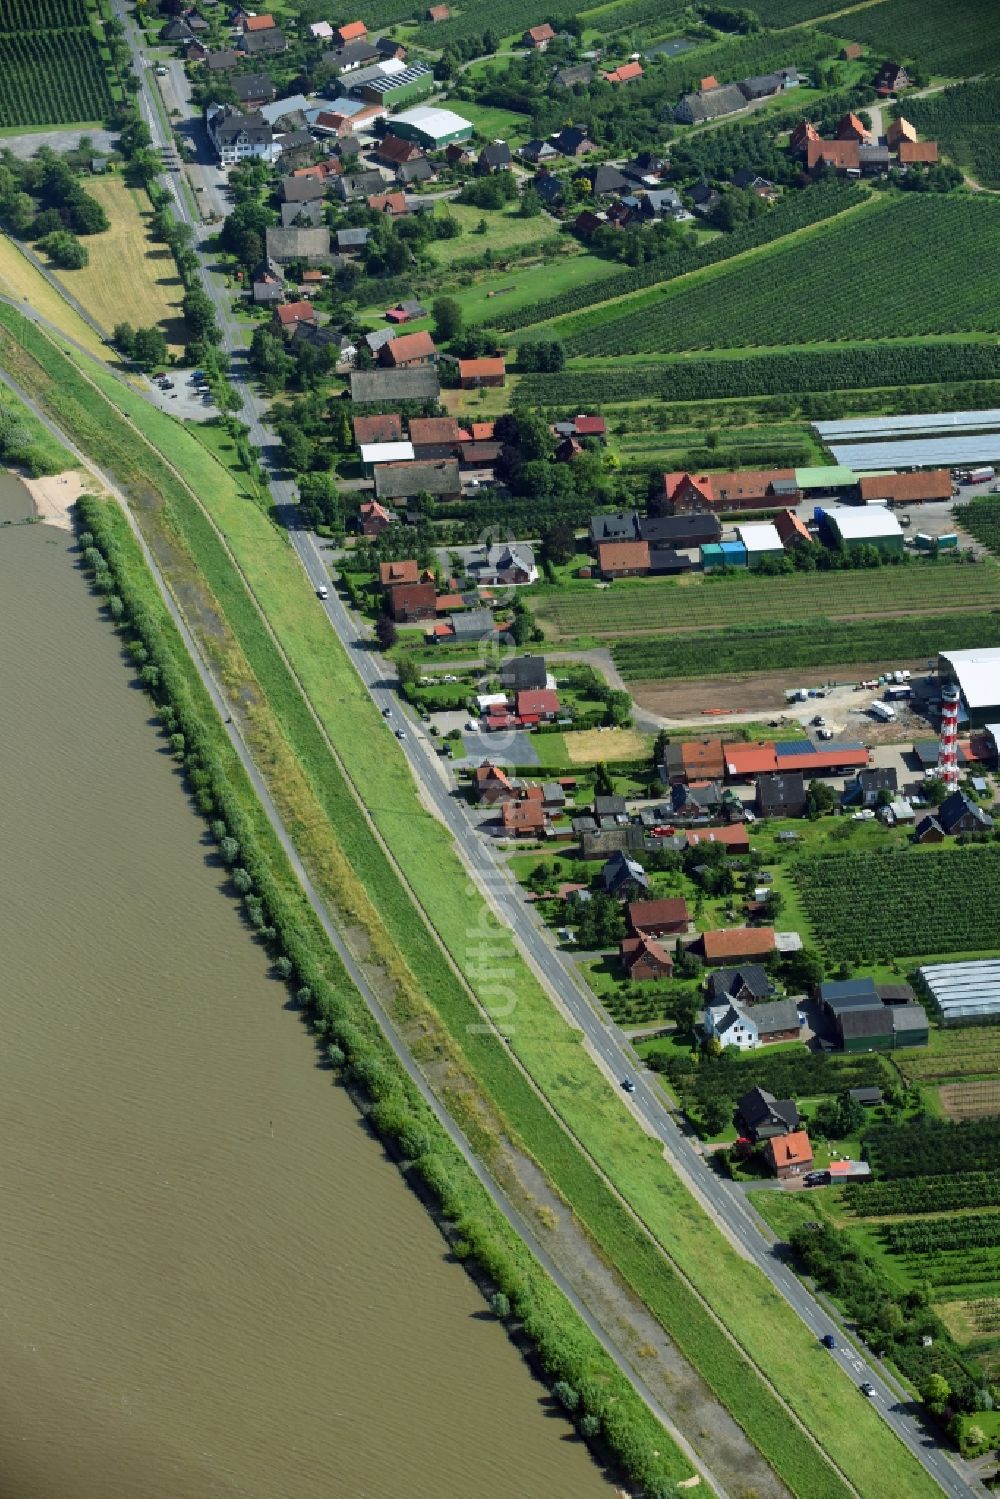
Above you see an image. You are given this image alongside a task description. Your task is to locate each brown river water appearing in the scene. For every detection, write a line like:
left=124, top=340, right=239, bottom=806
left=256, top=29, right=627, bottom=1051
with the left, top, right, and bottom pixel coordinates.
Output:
left=0, top=474, right=612, bottom=1499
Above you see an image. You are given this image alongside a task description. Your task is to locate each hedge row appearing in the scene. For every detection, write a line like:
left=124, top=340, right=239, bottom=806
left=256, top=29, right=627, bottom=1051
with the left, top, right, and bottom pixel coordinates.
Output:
left=74, top=494, right=695, bottom=1499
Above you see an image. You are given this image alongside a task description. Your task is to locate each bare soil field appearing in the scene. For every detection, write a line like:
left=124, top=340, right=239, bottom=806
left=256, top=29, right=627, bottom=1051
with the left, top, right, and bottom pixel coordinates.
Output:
left=631, top=659, right=932, bottom=719
left=564, top=726, right=650, bottom=763
left=939, top=1081, right=1000, bottom=1121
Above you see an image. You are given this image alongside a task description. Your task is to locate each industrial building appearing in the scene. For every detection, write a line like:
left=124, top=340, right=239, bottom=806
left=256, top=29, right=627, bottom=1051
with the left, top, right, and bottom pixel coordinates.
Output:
left=918, top=958, right=1000, bottom=1024
left=387, top=105, right=474, bottom=149
left=818, top=979, right=928, bottom=1051
left=938, top=647, right=1000, bottom=730
left=816, top=504, right=904, bottom=554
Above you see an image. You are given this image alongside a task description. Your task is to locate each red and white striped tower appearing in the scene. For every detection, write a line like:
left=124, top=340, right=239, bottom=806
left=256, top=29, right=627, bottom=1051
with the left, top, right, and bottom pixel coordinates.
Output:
left=938, top=683, right=961, bottom=789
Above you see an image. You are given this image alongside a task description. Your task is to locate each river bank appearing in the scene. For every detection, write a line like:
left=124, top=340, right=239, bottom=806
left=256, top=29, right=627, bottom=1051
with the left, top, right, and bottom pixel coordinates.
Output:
left=23, top=468, right=93, bottom=531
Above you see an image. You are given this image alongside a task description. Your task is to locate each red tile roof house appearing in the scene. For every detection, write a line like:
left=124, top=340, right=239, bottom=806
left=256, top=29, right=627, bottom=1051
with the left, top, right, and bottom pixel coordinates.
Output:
left=898, top=140, right=939, bottom=164
left=336, top=20, right=368, bottom=43
left=574, top=414, right=607, bottom=439
left=368, top=191, right=408, bottom=217
left=387, top=580, right=436, bottom=622
left=836, top=111, right=871, bottom=143
left=789, top=120, right=820, bottom=155
left=663, top=471, right=714, bottom=513
left=358, top=499, right=392, bottom=536
left=515, top=688, right=560, bottom=724
left=374, top=134, right=425, bottom=167
left=775, top=508, right=813, bottom=547
left=354, top=412, right=403, bottom=445
left=380, top=330, right=437, bottom=368
left=474, top=762, right=517, bottom=804
left=501, top=798, right=547, bottom=834
left=806, top=138, right=861, bottom=176
left=620, top=934, right=674, bottom=981
left=524, top=22, right=555, bottom=48
left=274, top=300, right=316, bottom=332
left=597, top=539, right=650, bottom=578
left=243, top=13, right=276, bottom=32
left=628, top=897, right=689, bottom=937
left=702, top=927, right=777, bottom=964
left=427, top=4, right=450, bottom=18
left=602, top=61, right=644, bottom=84
left=685, top=824, right=750, bottom=853
left=378, top=558, right=419, bottom=588
left=765, top=1130, right=814, bottom=1180
left=458, top=357, right=506, bottom=388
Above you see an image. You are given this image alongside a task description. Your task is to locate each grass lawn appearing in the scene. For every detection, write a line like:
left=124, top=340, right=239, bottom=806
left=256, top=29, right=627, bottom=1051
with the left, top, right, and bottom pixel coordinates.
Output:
left=0, top=234, right=110, bottom=361
left=439, top=382, right=515, bottom=419
left=46, top=177, right=185, bottom=350
left=427, top=201, right=560, bottom=266
left=2, top=306, right=946, bottom=1499
left=0, top=385, right=75, bottom=475
left=441, top=100, right=533, bottom=144
left=454, top=250, right=622, bottom=327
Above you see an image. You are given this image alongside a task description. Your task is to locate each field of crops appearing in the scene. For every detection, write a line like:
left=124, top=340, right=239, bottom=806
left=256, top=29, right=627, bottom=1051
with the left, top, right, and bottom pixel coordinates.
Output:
left=612, top=610, right=1000, bottom=682
left=514, top=342, right=1000, bottom=408
left=881, top=1214, right=1000, bottom=1255
left=0, top=0, right=113, bottom=129
left=581, top=0, right=688, bottom=34
left=846, top=1172, right=1000, bottom=1218
left=894, top=1027, right=1000, bottom=1085
left=531, top=561, right=1000, bottom=643
left=908, top=79, right=1000, bottom=191
left=562, top=198, right=1000, bottom=356
left=956, top=495, right=1000, bottom=555
left=795, top=847, right=1000, bottom=963
left=939, top=1081, right=1000, bottom=1121
left=750, top=0, right=844, bottom=22
left=823, top=0, right=1000, bottom=77
left=864, top=1118, right=996, bottom=1178
left=489, top=181, right=861, bottom=331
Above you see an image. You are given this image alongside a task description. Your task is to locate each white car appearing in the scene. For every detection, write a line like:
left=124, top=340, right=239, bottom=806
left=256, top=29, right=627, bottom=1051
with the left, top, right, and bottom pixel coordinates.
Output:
left=465, top=721, right=479, bottom=732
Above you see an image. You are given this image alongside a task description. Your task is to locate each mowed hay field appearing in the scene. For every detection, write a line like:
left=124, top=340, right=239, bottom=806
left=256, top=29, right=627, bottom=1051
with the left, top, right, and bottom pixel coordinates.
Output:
left=564, top=727, right=650, bottom=763
left=0, top=234, right=108, bottom=360
left=48, top=177, right=185, bottom=350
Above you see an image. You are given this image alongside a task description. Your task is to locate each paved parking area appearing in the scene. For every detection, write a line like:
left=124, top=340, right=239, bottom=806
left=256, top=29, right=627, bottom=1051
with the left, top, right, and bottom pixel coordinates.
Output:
left=143, top=370, right=216, bottom=421
left=460, top=728, right=539, bottom=766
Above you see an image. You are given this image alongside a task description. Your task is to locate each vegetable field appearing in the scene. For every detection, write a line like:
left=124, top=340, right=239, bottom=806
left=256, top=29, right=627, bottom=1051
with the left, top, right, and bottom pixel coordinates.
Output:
left=0, top=0, right=113, bottom=129
left=794, top=847, right=1000, bottom=963
left=612, top=610, right=1000, bottom=682
left=513, top=342, right=1000, bottom=407
left=846, top=1173, right=1000, bottom=1218
left=863, top=1119, right=996, bottom=1179
left=488, top=181, right=861, bottom=331
left=939, top=1081, right=1000, bottom=1121
left=531, top=562, right=1000, bottom=643
left=823, top=0, right=1000, bottom=77
left=908, top=79, right=1000, bottom=191
left=562, top=198, right=1000, bottom=356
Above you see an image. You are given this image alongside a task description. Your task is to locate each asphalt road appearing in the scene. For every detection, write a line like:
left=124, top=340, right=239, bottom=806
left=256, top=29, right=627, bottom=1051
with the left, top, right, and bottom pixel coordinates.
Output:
left=107, top=11, right=979, bottom=1494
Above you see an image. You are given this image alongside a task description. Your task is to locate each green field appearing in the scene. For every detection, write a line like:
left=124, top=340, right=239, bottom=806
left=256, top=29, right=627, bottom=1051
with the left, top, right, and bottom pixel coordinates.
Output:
left=0, top=0, right=114, bottom=129
left=0, top=307, right=952, bottom=1499
left=794, top=846, right=1000, bottom=963
left=530, top=561, right=1000, bottom=644
left=452, top=252, right=622, bottom=325
left=561, top=197, right=1000, bottom=355
left=442, top=100, right=533, bottom=145
left=0, top=385, right=74, bottom=475
left=823, top=0, right=1000, bottom=77
left=612, top=610, right=1000, bottom=682
left=427, top=202, right=560, bottom=266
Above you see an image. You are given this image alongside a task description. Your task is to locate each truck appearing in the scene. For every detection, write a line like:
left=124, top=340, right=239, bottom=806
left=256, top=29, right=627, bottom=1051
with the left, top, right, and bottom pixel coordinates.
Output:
left=870, top=701, right=896, bottom=722
left=885, top=684, right=912, bottom=701
left=966, top=467, right=996, bottom=485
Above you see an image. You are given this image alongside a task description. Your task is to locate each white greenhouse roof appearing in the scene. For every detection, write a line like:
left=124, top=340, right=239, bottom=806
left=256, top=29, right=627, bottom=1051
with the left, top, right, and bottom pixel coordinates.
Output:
left=939, top=647, right=1000, bottom=709
left=822, top=504, right=902, bottom=541
left=738, top=521, right=782, bottom=553
left=816, top=408, right=1000, bottom=441
left=919, top=959, right=1000, bottom=1023
left=391, top=105, right=472, bottom=136
left=829, top=434, right=1000, bottom=471
left=361, top=441, right=414, bottom=464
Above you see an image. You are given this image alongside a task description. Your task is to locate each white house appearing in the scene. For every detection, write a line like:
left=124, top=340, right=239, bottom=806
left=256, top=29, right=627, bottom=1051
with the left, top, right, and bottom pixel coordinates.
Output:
left=704, top=1002, right=759, bottom=1051
left=206, top=104, right=281, bottom=166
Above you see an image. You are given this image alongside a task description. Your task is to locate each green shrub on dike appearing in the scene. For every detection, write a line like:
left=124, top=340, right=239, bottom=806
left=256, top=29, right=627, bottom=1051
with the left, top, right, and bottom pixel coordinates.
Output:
left=74, top=493, right=693, bottom=1497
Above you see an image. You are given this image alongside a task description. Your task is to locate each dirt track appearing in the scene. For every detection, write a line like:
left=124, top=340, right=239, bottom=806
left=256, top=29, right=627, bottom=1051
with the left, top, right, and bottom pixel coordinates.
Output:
left=631, top=658, right=932, bottom=719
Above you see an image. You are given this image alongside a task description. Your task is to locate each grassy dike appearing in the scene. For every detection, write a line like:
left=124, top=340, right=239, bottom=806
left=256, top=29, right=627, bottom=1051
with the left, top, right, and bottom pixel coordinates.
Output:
left=0, top=306, right=943, bottom=1499
left=76, top=492, right=694, bottom=1498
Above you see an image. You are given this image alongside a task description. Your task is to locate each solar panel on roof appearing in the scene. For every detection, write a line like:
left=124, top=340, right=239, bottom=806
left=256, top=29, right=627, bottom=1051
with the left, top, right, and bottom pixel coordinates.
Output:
left=774, top=739, right=865, bottom=757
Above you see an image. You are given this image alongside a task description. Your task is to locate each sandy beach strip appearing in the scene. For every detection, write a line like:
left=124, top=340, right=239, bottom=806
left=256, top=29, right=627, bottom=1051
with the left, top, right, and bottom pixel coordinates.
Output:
left=21, top=470, right=103, bottom=532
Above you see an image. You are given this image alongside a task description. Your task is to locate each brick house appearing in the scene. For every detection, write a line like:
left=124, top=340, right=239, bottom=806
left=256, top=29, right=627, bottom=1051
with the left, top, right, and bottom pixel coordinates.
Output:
left=663, top=471, right=715, bottom=513
left=597, top=540, right=650, bottom=578
left=765, top=1130, right=814, bottom=1179
left=358, top=500, right=392, bottom=536
left=702, top=927, right=777, bottom=965
left=627, top=897, right=689, bottom=937
left=458, top=357, right=506, bottom=388
left=379, top=330, right=437, bottom=368
left=620, top=934, right=674, bottom=981
left=387, top=580, right=436, bottom=621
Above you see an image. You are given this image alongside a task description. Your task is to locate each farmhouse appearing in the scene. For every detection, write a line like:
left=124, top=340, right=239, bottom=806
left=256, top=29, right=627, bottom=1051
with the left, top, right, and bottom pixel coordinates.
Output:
left=602, top=851, right=650, bottom=899
left=708, top=966, right=772, bottom=1006
left=358, top=500, right=392, bottom=536
left=265, top=226, right=334, bottom=265
left=500, top=654, right=547, bottom=691
left=674, top=84, right=747, bottom=124
left=524, top=22, right=556, bottom=48
left=620, top=934, right=674, bottom=981
left=458, top=357, right=506, bottom=388
left=597, top=540, right=650, bottom=579
left=354, top=413, right=403, bottom=445
left=351, top=368, right=441, bottom=403
left=702, top=928, right=777, bottom=964
left=374, top=459, right=461, bottom=502
left=898, top=140, right=939, bottom=165
left=380, top=330, right=437, bottom=368
left=627, top=897, right=689, bottom=937
left=738, top=1087, right=800, bottom=1141
left=875, top=60, right=910, bottom=96
left=765, top=1130, right=813, bottom=1179
left=756, top=771, right=806, bottom=819
left=387, top=580, right=436, bottom=621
